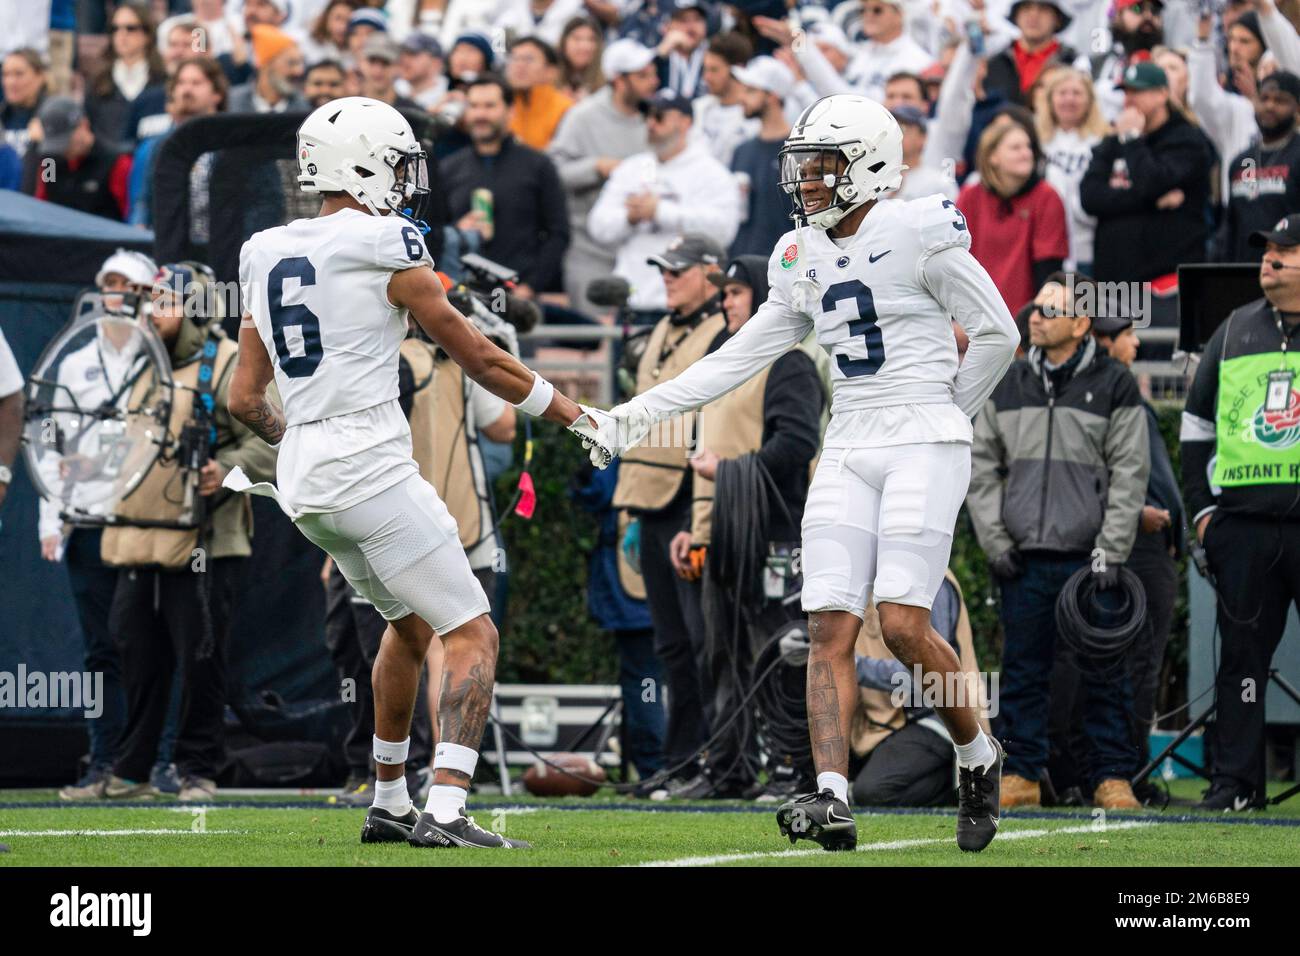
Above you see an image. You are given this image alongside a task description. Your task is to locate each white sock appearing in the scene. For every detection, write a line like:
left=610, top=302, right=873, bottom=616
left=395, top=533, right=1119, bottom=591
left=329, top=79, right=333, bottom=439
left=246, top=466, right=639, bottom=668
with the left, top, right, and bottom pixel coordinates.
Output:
left=373, top=776, right=412, bottom=815
left=816, top=771, right=849, bottom=804
left=426, top=783, right=468, bottom=824
left=954, top=730, right=997, bottom=772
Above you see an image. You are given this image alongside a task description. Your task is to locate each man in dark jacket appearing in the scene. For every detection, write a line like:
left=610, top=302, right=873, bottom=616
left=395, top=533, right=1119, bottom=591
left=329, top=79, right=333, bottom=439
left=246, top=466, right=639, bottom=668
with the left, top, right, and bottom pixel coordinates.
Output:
left=1080, top=62, right=1212, bottom=283
left=968, top=273, right=1150, bottom=810
left=1092, top=311, right=1184, bottom=794
left=1221, top=71, right=1300, bottom=264
left=439, top=74, right=570, bottom=297
left=1181, top=214, right=1300, bottom=810
left=27, top=96, right=130, bottom=221
left=984, top=1, right=1080, bottom=108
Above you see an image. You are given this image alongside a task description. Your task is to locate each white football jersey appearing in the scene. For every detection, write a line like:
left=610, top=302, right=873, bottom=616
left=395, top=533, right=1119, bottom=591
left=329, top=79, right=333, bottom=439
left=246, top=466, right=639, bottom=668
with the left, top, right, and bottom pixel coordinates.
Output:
left=239, top=207, right=435, bottom=513
left=240, top=207, right=433, bottom=426
left=770, top=194, right=967, bottom=417
left=634, top=193, right=1019, bottom=450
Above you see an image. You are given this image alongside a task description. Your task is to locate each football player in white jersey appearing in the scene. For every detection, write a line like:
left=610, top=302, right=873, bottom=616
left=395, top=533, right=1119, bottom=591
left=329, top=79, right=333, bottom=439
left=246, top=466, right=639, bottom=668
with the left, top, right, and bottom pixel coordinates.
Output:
left=588, top=94, right=1020, bottom=852
left=225, top=97, right=610, bottom=849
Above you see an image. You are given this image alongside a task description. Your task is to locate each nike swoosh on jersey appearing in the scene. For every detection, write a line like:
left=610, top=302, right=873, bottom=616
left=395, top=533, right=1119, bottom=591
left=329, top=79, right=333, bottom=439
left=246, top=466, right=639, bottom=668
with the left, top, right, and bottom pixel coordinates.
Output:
left=869, top=250, right=892, bottom=263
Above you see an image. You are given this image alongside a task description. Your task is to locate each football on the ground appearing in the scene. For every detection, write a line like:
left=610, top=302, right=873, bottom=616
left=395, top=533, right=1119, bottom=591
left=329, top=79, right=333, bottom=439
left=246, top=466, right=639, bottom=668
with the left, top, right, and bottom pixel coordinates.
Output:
left=521, top=754, right=605, bottom=797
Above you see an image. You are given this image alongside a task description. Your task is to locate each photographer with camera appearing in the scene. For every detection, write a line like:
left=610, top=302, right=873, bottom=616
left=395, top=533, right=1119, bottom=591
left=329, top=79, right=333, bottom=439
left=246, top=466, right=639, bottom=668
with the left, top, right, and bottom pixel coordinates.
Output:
left=74, top=262, right=278, bottom=803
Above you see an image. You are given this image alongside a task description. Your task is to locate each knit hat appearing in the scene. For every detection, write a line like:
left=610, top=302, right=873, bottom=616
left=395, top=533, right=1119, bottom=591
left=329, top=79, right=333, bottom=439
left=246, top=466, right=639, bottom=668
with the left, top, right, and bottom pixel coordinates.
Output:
left=250, top=24, right=296, bottom=69
left=452, top=32, right=496, bottom=71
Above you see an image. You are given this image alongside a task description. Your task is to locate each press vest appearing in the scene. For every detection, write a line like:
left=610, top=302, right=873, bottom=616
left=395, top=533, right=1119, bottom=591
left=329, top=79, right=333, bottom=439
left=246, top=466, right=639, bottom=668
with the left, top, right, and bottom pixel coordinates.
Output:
left=1213, top=310, right=1300, bottom=488
left=402, top=338, right=483, bottom=551
left=101, top=336, right=239, bottom=569
left=613, top=310, right=726, bottom=513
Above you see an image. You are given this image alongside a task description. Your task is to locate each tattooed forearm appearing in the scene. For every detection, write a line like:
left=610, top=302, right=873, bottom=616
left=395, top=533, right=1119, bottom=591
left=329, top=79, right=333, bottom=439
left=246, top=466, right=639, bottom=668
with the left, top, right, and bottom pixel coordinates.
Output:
left=807, top=660, right=847, bottom=773
left=239, top=396, right=286, bottom=445
left=438, top=661, right=494, bottom=751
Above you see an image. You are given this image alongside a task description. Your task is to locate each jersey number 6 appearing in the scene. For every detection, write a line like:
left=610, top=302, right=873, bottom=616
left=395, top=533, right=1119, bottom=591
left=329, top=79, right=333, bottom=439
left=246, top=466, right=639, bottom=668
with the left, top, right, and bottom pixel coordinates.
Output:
left=269, top=256, right=324, bottom=378
left=824, top=279, right=884, bottom=378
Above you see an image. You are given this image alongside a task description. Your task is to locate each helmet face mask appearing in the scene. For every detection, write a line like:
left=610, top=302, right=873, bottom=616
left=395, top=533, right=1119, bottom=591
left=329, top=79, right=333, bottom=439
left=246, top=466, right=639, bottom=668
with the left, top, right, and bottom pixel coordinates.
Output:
left=778, top=145, right=866, bottom=229
left=297, top=97, right=430, bottom=224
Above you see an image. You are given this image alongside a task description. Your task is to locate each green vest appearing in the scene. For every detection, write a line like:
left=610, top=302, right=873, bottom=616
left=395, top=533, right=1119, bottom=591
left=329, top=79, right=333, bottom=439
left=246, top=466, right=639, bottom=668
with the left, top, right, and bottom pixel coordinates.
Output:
left=1213, top=330, right=1300, bottom=487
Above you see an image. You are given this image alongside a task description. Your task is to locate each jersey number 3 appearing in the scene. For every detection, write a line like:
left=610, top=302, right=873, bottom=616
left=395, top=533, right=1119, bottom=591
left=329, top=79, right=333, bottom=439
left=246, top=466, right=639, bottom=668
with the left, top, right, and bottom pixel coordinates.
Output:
left=824, top=280, right=884, bottom=378
left=269, top=257, right=323, bottom=378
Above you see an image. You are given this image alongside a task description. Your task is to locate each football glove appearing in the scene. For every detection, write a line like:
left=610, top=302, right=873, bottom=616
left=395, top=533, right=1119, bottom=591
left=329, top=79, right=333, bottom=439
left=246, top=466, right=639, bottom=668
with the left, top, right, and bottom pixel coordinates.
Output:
left=568, top=405, right=617, bottom=469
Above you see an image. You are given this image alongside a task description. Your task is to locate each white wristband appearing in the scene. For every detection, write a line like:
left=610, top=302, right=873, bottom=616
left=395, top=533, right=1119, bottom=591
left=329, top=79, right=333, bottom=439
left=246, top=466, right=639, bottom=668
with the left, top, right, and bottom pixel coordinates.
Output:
left=514, top=371, right=554, bottom=417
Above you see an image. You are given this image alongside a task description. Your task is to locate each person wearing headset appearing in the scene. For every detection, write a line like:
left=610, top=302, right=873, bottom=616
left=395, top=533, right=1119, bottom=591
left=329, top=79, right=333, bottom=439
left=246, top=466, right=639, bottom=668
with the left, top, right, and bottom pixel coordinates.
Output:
left=1182, top=214, right=1300, bottom=811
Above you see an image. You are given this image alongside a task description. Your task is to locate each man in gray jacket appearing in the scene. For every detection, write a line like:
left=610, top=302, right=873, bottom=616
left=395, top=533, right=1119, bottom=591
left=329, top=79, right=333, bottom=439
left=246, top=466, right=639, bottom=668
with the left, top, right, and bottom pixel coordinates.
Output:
left=967, top=273, right=1150, bottom=811
left=546, top=39, right=657, bottom=317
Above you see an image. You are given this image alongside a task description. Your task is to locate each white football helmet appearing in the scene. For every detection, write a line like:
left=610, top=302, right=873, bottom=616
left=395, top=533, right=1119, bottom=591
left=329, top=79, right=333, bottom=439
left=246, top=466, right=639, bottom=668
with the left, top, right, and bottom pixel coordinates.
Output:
left=296, top=96, right=429, bottom=218
left=778, top=94, right=906, bottom=230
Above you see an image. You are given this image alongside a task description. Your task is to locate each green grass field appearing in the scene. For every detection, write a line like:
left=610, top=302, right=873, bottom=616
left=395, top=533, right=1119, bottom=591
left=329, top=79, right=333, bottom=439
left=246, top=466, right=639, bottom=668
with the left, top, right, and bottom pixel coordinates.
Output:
left=1, top=780, right=1297, bottom=867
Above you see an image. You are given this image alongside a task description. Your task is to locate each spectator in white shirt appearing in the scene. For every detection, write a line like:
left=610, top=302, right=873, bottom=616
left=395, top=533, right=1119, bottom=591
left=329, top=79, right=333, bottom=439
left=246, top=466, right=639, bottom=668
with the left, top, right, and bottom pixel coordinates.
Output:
left=395, top=31, right=449, bottom=109
left=495, top=0, right=585, bottom=48
left=843, top=0, right=934, bottom=100
left=1190, top=8, right=1263, bottom=204
left=690, top=31, right=758, bottom=168
left=1035, top=67, right=1111, bottom=273
left=549, top=38, right=657, bottom=315
left=889, top=104, right=958, bottom=201
left=588, top=88, right=741, bottom=312
left=299, top=0, right=354, bottom=67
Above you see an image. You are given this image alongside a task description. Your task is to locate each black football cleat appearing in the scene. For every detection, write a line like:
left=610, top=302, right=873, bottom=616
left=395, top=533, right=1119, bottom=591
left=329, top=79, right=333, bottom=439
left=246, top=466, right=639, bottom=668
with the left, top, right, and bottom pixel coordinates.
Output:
left=956, top=736, right=1004, bottom=852
left=1195, top=780, right=1265, bottom=812
left=408, top=809, right=531, bottom=849
left=775, top=789, right=857, bottom=852
left=360, top=805, right=420, bottom=844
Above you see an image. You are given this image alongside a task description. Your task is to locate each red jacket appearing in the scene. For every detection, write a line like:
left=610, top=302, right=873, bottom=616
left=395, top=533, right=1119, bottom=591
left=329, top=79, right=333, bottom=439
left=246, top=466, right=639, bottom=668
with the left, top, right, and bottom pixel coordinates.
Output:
left=957, top=177, right=1068, bottom=314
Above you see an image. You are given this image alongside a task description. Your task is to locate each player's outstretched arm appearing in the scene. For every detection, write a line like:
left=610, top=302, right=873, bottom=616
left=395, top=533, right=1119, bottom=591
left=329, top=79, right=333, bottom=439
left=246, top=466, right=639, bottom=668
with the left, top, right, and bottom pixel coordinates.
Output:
left=390, top=266, right=614, bottom=463
left=228, top=319, right=287, bottom=446
left=628, top=288, right=814, bottom=422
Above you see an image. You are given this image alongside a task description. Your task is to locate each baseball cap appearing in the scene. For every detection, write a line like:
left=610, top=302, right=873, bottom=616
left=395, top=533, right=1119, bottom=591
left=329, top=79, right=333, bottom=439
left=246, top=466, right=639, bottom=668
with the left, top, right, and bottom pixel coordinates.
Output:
left=731, top=56, right=795, bottom=97
left=362, top=33, right=400, bottom=63
left=1250, top=214, right=1300, bottom=248
left=1009, top=0, right=1072, bottom=31
left=601, top=38, right=655, bottom=77
left=347, top=8, right=387, bottom=34
left=646, top=88, right=694, bottom=118
left=401, top=32, right=444, bottom=59
left=708, top=255, right=764, bottom=289
left=1260, top=70, right=1300, bottom=102
left=890, top=104, right=928, bottom=130
left=1119, top=61, right=1167, bottom=91
left=96, top=249, right=158, bottom=289
left=1092, top=313, right=1133, bottom=336
left=647, top=233, right=726, bottom=271
left=36, top=96, right=83, bottom=155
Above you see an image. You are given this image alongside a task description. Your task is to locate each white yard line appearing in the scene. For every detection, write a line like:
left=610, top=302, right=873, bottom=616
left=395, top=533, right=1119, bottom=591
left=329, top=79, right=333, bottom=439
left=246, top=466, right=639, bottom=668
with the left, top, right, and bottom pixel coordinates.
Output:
left=0, top=829, right=242, bottom=837
left=635, top=819, right=1157, bottom=867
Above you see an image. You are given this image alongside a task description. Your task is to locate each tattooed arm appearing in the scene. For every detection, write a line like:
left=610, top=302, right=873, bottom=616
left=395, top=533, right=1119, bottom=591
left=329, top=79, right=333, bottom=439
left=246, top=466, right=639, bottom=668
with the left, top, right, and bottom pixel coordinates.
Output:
left=228, top=318, right=287, bottom=446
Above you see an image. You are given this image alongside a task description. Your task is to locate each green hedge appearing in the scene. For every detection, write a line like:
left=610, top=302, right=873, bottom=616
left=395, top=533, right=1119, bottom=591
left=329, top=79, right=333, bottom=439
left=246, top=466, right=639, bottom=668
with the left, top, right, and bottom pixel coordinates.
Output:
left=494, top=406, right=1189, bottom=718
